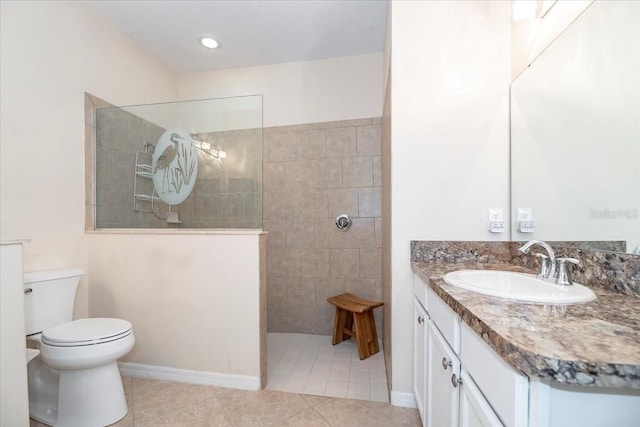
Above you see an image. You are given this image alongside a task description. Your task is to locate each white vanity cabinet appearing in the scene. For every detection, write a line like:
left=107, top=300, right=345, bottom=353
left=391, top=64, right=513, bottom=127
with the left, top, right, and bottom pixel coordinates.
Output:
left=414, top=271, right=640, bottom=427
left=413, top=274, right=526, bottom=427
left=427, top=319, right=460, bottom=427
left=427, top=320, right=504, bottom=427
left=459, top=369, right=503, bottom=427
left=461, top=323, right=528, bottom=427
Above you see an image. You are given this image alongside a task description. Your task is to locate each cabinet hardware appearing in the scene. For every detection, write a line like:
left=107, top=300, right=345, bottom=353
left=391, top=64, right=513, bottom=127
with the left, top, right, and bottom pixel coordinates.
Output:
left=418, top=316, right=424, bottom=324
left=442, top=357, right=452, bottom=370
left=451, top=373, right=462, bottom=387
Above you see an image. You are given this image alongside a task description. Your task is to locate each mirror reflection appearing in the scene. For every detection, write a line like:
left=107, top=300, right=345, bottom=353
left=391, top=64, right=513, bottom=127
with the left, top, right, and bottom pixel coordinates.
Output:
left=511, top=1, right=640, bottom=254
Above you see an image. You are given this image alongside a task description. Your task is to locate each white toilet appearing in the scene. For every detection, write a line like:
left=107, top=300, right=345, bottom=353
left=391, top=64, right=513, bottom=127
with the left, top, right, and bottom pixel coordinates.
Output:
left=24, top=269, right=135, bottom=427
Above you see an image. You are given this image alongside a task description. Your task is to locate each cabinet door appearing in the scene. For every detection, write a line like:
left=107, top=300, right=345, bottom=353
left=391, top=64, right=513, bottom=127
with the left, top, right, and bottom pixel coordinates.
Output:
left=461, top=324, right=528, bottom=427
left=460, top=369, right=504, bottom=427
left=427, top=320, right=460, bottom=427
left=413, top=299, right=428, bottom=426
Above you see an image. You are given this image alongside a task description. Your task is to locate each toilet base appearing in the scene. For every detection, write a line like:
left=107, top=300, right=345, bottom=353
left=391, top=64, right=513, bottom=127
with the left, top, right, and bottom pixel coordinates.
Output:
left=29, top=357, right=128, bottom=427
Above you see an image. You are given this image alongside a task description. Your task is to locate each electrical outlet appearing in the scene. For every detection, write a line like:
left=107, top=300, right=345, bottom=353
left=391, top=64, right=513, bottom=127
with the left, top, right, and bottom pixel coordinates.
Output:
left=488, top=208, right=505, bottom=233
left=517, top=208, right=535, bottom=233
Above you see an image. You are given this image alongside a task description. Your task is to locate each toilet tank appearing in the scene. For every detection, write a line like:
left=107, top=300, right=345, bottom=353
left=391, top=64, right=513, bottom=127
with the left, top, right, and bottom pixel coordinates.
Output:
left=23, top=269, right=84, bottom=335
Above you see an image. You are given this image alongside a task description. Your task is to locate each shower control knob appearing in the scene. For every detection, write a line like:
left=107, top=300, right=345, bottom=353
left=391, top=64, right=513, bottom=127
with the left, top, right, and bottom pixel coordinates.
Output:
left=335, top=214, right=352, bottom=232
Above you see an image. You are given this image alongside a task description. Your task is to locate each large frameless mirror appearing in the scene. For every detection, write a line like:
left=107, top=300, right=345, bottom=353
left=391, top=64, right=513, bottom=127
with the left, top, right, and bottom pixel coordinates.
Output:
left=510, top=1, right=640, bottom=254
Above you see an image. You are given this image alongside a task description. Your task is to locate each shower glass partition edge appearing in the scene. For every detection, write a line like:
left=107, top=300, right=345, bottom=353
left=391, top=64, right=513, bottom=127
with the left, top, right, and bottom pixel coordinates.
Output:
left=94, top=95, right=263, bottom=229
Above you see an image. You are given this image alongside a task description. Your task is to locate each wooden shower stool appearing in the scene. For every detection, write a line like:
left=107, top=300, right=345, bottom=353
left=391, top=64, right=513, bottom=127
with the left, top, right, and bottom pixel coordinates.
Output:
left=327, top=293, right=384, bottom=360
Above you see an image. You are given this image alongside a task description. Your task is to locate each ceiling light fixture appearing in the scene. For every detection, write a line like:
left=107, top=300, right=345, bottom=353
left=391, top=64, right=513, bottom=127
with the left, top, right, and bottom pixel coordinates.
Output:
left=200, top=37, right=219, bottom=49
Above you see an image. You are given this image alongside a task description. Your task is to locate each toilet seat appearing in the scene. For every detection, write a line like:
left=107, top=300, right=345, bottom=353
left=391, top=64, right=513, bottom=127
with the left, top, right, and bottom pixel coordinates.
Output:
left=42, top=318, right=132, bottom=347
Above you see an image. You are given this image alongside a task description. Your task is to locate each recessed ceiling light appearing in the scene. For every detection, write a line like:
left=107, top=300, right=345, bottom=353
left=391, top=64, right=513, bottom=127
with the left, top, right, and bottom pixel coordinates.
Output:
left=200, top=37, right=219, bottom=49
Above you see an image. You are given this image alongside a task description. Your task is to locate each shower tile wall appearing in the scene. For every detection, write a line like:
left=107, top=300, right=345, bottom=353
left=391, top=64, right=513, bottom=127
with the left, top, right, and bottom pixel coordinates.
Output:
left=181, top=129, right=262, bottom=229
left=95, top=107, right=168, bottom=228
left=264, top=118, right=383, bottom=337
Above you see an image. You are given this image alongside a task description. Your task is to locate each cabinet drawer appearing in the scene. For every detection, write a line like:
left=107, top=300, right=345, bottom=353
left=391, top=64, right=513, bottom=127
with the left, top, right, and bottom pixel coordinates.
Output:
left=461, top=323, right=528, bottom=427
left=414, top=274, right=428, bottom=309
left=427, top=287, right=460, bottom=354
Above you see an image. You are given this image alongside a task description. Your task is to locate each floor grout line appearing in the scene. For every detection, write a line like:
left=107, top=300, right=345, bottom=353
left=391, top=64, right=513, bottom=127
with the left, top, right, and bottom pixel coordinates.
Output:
left=311, top=405, right=333, bottom=427
left=264, top=393, right=315, bottom=427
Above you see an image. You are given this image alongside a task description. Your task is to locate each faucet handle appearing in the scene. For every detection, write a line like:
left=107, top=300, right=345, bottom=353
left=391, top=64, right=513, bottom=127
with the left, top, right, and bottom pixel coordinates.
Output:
left=533, top=253, right=552, bottom=279
left=555, top=257, right=580, bottom=286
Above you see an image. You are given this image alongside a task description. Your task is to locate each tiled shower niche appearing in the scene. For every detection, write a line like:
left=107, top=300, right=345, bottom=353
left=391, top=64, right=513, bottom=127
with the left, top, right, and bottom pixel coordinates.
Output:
left=94, top=96, right=263, bottom=229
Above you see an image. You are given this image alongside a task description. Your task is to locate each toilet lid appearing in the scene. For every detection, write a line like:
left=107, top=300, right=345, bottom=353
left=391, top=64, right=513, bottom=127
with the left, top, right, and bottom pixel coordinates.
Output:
left=42, top=318, right=132, bottom=347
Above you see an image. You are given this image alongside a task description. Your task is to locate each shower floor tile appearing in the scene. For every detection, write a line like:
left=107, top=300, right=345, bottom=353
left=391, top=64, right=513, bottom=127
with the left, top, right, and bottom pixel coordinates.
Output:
left=267, top=333, right=389, bottom=403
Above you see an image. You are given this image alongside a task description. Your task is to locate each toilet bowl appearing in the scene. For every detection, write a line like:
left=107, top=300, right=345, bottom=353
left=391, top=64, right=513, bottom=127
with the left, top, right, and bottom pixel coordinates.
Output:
left=24, top=269, right=135, bottom=427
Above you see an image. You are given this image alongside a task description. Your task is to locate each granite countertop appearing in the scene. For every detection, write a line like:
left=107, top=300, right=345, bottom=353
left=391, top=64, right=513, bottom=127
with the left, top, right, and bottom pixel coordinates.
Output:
left=412, top=261, right=640, bottom=389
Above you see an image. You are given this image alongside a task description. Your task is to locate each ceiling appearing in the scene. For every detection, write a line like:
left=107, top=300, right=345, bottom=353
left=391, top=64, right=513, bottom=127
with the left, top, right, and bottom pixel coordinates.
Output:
left=89, top=0, right=388, bottom=74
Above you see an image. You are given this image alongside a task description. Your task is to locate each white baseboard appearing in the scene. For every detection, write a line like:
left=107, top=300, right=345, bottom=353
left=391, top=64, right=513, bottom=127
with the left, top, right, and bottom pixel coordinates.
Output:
left=118, top=362, right=260, bottom=391
left=390, top=390, right=417, bottom=408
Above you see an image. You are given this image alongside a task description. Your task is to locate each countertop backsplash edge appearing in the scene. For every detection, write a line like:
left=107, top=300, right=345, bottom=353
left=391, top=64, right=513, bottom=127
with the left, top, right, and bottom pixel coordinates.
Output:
left=410, top=240, right=640, bottom=297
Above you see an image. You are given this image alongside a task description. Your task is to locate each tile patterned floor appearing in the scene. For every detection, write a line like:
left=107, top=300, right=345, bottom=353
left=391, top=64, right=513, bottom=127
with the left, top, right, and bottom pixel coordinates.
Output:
left=267, top=333, right=389, bottom=402
left=30, top=377, right=420, bottom=427
left=31, top=333, right=407, bottom=426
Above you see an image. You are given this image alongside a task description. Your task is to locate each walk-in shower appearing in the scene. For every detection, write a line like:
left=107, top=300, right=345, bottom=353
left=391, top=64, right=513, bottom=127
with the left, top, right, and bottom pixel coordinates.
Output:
left=89, top=94, right=387, bottom=402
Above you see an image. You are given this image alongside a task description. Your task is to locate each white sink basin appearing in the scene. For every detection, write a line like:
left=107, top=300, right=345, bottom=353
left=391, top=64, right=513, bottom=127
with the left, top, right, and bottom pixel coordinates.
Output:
left=443, top=270, right=596, bottom=304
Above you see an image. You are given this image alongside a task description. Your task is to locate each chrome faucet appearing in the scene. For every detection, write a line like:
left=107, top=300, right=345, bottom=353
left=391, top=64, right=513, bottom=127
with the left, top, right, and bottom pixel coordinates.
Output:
left=518, top=240, right=556, bottom=280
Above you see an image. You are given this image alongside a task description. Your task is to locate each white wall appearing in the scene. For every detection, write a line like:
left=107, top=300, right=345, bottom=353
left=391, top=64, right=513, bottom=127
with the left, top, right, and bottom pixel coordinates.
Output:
left=177, top=53, right=383, bottom=128
left=0, top=1, right=177, bottom=318
left=87, top=232, right=265, bottom=383
left=389, top=0, right=511, bottom=400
